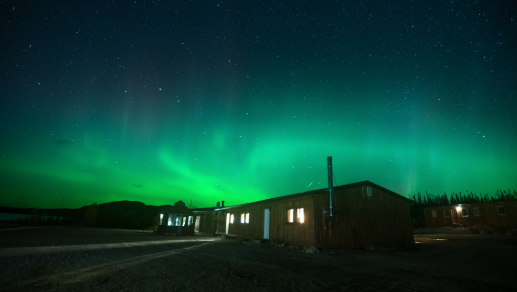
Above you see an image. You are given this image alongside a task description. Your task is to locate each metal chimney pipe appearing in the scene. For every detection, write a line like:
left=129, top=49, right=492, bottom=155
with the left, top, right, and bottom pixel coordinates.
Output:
left=327, top=156, right=334, bottom=217
left=221, top=201, right=225, bottom=208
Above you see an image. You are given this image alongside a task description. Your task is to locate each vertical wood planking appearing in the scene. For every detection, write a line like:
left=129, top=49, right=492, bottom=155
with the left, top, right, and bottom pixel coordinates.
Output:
left=214, top=195, right=315, bottom=246
left=424, top=200, right=517, bottom=228
left=197, top=182, right=414, bottom=248
left=316, top=185, right=413, bottom=248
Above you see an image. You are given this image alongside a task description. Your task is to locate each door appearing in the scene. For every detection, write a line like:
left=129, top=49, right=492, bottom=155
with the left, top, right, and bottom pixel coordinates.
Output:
left=451, top=209, right=458, bottom=224
left=264, top=208, right=270, bottom=239
left=194, top=216, right=200, bottom=232
left=226, top=213, right=230, bottom=234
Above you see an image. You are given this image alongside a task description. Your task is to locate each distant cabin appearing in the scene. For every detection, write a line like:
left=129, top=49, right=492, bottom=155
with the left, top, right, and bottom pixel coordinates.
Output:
left=193, top=180, right=414, bottom=249
left=157, top=200, right=196, bottom=235
left=424, top=200, right=517, bottom=228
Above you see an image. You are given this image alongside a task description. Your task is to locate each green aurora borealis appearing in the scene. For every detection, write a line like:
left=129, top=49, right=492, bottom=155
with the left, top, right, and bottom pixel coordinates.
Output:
left=1, top=1, right=516, bottom=208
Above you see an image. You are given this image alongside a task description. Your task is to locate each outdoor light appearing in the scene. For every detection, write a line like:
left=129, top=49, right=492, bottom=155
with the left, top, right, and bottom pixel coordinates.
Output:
left=456, top=205, right=462, bottom=211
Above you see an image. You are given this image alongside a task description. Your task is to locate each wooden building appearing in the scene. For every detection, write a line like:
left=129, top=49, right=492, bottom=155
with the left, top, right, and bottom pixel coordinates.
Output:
left=424, top=200, right=517, bottom=228
left=192, top=207, right=217, bottom=234
left=157, top=200, right=196, bottom=235
left=193, top=180, right=414, bottom=249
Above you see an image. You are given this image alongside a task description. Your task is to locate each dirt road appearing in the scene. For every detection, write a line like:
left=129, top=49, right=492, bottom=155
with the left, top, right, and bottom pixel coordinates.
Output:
left=0, top=226, right=516, bottom=291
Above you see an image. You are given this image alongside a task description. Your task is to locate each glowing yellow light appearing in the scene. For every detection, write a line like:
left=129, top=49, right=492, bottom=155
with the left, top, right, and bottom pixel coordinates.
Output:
left=297, top=208, right=304, bottom=223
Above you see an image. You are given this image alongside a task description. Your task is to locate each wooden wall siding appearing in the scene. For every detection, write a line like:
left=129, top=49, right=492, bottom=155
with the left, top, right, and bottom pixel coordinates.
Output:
left=315, top=185, right=413, bottom=248
left=484, top=201, right=517, bottom=227
left=269, top=196, right=314, bottom=246
left=194, top=211, right=217, bottom=235
left=210, top=183, right=412, bottom=248
left=425, top=200, right=517, bottom=228
left=215, top=195, right=316, bottom=247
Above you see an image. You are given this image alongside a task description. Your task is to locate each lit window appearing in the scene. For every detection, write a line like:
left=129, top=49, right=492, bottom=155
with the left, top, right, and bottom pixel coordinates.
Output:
left=188, top=216, right=194, bottom=226
left=473, top=207, right=481, bottom=216
left=182, top=217, right=187, bottom=226
left=462, top=208, right=469, bottom=217
left=175, top=215, right=181, bottom=226
left=160, top=214, right=163, bottom=225
left=240, top=213, right=249, bottom=224
left=230, top=214, right=234, bottom=224
left=240, top=213, right=250, bottom=224
left=497, top=206, right=505, bottom=215
left=432, top=210, right=437, bottom=218
left=297, top=208, right=304, bottom=223
left=287, top=209, right=294, bottom=223
left=444, top=210, right=450, bottom=217
left=367, top=187, right=372, bottom=196
left=168, top=217, right=172, bottom=226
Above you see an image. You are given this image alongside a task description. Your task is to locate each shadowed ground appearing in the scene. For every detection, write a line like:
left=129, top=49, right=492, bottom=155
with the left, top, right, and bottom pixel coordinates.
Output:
left=0, top=225, right=516, bottom=291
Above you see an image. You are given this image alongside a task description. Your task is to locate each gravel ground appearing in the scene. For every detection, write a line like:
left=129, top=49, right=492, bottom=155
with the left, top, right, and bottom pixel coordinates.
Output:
left=0, top=225, right=516, bottom=291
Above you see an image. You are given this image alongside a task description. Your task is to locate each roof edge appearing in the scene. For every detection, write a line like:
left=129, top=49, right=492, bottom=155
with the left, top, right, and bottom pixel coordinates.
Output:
left=192, top=180, right=411, bottom=211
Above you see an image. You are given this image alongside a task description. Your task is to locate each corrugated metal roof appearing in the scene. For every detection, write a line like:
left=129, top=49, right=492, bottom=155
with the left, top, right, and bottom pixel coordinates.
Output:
left=192, top=180, right=411, bottom=212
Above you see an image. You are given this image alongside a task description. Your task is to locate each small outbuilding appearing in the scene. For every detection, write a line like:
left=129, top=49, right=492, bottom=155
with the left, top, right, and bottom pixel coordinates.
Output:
left=157, top=200, right=196, bottom=235
left=193, top=180, right=414, bottom=249
left=424, top=200, right=517, bottom=228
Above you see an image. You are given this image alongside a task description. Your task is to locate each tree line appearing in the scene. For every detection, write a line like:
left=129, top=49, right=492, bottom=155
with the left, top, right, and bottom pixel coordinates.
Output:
left=409, top=189, right=516, bottom=227
left=410, top=189, right=517, bottom=207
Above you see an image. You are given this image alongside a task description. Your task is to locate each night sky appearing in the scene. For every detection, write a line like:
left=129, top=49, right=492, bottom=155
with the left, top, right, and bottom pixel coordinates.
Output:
left=1, top=1, right=516, bottom=209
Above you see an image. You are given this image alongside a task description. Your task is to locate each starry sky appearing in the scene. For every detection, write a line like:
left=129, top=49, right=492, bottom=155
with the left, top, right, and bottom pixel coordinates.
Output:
left=1, top=1, right=516, bottom=209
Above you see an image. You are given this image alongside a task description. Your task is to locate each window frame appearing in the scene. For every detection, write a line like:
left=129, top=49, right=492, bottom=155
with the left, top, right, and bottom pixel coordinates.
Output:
left=160, top=214, right=164, bottom=225
left=431, top=210, right=437, bottom=218
left=241, top=213, right=250, bottom=224
left=497, top=206, right=505, bottom=215
left=444, top=209, right=450, bottom=217
left=473, top=207, right=481, bottom=216
left=287, top=208, right=305, bottom=223
left=297, top=208, right=305, bottom=223
left=462, top=208, right=469, bottom=217
left=230, top=214, right=234, bottom=224
left=367, top=186, right=372, bottom=197
left=287, top=209, right=294, bottom=223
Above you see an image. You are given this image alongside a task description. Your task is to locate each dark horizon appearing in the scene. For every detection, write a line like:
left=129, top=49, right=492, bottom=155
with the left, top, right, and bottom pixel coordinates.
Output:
left=1, top=187, right=516, bottom=212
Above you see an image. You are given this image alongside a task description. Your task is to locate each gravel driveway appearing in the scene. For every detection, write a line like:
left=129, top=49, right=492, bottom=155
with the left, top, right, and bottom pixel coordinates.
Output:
left=1, top=225, right=516, bottom=291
